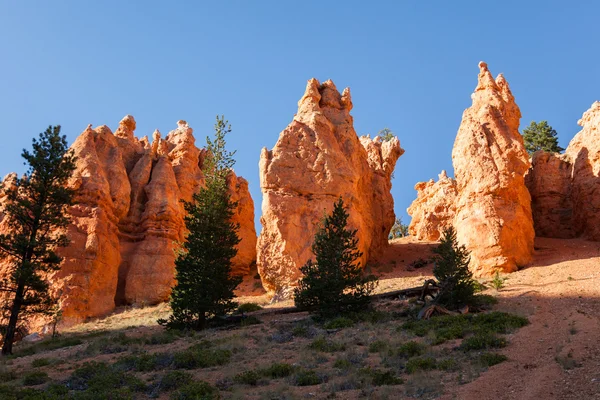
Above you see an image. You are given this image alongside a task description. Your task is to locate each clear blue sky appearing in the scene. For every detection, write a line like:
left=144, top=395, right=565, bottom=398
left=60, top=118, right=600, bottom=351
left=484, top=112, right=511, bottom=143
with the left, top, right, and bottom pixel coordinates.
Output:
left=1, top=1, right=599, bottom=231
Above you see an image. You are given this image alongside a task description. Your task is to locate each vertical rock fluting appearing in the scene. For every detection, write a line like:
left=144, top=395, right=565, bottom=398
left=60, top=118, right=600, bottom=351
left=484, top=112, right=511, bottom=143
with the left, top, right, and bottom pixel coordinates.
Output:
left=257, top=79, right=403, bottom=298
left=564, top=101, right=600, bottom=240
left=407, top=170, right=457, bottom=241
left=526, top=102, right=600, bottom=239
left=524, top=151, right=574, bottom=238
left=452, top=62, right=534, bottom=273
left=0, top=117, right=257, bottom=325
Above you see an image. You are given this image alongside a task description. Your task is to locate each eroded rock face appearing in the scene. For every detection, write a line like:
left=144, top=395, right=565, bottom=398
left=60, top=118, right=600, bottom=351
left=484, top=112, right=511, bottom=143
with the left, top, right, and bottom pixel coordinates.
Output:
left=564, top=102, right=600, bottom=240
left=526, top=102, right=600, bottom=240
left=525, top=151, right=574, bottom=238
left=257, top=79, right=403, bottom=297
left=452, top=62, right=534, bottom=274
left=407, top=171, right=457, bottom=241
left=0, top=116, right=257, bottom=325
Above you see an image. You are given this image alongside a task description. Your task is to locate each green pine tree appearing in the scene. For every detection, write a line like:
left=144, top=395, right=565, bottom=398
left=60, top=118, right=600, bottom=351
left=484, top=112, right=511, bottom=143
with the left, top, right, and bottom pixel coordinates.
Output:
left=294, top=197, right=377, bottom=318
left=521, top=120, right=564, bottom=155
left=0, top=126, right=76, bottom=355
left=431, top=227, right=475, bottom=309
left=160, top=116, right=242, bottom=330
left=378, top=127, right=395, bottom=142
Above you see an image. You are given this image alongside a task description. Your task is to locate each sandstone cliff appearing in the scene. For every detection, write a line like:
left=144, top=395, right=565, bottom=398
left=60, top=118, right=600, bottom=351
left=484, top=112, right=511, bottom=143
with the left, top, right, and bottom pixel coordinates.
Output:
left=0, top=117, right=257, bottom=325
left=407, top=170, right=457, bottom=241
left=257, top=79, right=403, bottom=298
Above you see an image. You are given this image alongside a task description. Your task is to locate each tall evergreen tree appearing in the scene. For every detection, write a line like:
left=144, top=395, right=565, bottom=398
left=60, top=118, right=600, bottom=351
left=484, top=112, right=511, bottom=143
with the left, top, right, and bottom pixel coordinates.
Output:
left=521, top=120, right=564, bottom=155
left=0, top=126, right=76, bottom=355
left=431, top=227, right=475, bottom=309
left=294, top=197, right=377, bottom=317
left=160, top=116, right=241, bottom=330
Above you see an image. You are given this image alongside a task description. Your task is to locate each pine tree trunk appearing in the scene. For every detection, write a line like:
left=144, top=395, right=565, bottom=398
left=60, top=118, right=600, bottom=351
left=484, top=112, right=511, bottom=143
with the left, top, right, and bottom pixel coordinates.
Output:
left=2, top=283, right=24, bottom=355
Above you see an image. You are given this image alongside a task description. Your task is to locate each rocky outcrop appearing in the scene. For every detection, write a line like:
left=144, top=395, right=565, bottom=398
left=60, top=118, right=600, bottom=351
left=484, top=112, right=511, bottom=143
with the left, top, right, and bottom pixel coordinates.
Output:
left=526, top=101, right=600, bottom=240
left=0, top=116, right=257, bottom=325
left=257, top=79, right=403, bottom=297
left=407, top=62, right=534, bottom=274
left=452, top=62, right=534, bottom=274
left=407, top=171, right=457, bottom=241
left=525, top=151, right=574, bottom=238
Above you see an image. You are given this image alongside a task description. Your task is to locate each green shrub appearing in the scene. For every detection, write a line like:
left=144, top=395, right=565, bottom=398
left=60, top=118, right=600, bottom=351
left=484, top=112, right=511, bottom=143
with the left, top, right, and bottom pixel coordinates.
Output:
left=292, top=369, right=324, bottom=386
left=460, top=332, right=506, bottom=351
left=333, top=359, right=353, bottom=370
left=170, top=381, right=220, bottom=400
left=491, top=271, right=507, bottom=290
left=405, top=357, right=437, bottom=374
left=308, top=337, right=346, bottom=353
left=67, top=361, right=146, bottom=394
left=31, top=358, right=53, bottom=368
left=359, top=367, right=403, bottom=386
left=437, top=358, right=458, bottom=371
left=173, top=347, right=231, bottom=369
left=234, top=370, right=262, bottom=386
left=479, top=352, right=508, bottom=367
left=114, top=353, right=171, bottom=372
left=159, top=370, right=193, bottom=392
left=260, top=363, right=296, bottom=378
left=22, top=371, right=49, bottom=386
left=397, top=341, right=426, bottom=358
left=323, top=317, right=354, bottom=330
left=368, top=340, right=388, bottom=353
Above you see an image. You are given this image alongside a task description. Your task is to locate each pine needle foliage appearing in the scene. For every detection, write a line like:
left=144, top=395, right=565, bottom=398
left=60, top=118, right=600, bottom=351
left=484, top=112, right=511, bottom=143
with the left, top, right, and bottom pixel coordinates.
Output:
left=294, top=197, right=377, bottom=318
left=522, top=120, right=564, bottom=155
left=431, top=227, right=476, bottom=309
left=160, top=116, right=241, bottom=330
left=0, top=126, right=76, bottom=355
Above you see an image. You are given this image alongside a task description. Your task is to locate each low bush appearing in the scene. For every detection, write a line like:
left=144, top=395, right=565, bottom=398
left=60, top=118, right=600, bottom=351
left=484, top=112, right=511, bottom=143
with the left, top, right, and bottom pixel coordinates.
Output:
left=359, top=367, right=403, bottom=386
left=22, top=371, right=49, bottom=386
left=173, top=347, right=231, bottom=369
left=479, top=352, right=508, bottom=367
left=460, top=332, right=506, bottom=351
left=323, top=317, right=354, bottom=330
left=405, top=357, right=437, bottom=374
left=397, top=341, right=426, bottom=358
left=292, top=369, right=325, bottom=386
left=260, top=363, right=296, bottom=379
left=234, top=370, right=262, bottom=386
left=237, top=303, right=263, bottom=314
left=159, top=370, right=193, bottom=392
left=170, top=381, right=220, bottom=400
left=308, top=337, right=346, bottom=353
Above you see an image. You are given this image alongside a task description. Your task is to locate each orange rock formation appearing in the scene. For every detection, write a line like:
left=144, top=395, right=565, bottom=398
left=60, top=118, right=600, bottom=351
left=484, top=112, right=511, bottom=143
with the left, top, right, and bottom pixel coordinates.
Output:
left=526, top=101, right=600, bottom=240
left=257, top=79, right=404, bottom=298
left=408, top=62, right=534, bottom=274
left=1, top=117, right=257, bottom=325
left=407, top=170, right=457, bottom=241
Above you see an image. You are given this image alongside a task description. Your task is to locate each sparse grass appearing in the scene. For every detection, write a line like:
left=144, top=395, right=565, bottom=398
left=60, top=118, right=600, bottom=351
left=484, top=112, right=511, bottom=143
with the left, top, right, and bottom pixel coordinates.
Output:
left=308, top=336, right=346, bottom=353
left=237, top=303, right=263, bottom=313
left=240, top=316, right=262, bottom=327
left=402, top=312, right=528, bottom=345
left=556, top=350, right=581, bottom=370
left=12, top=336, right=84, bottom=358
left=22, top=371, right=49, bottom=386
left=31, top=357, right=54, bottom=368
left=459, top=332, right=507, bottom=351
left=143, top=331, right=179, bottom=345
